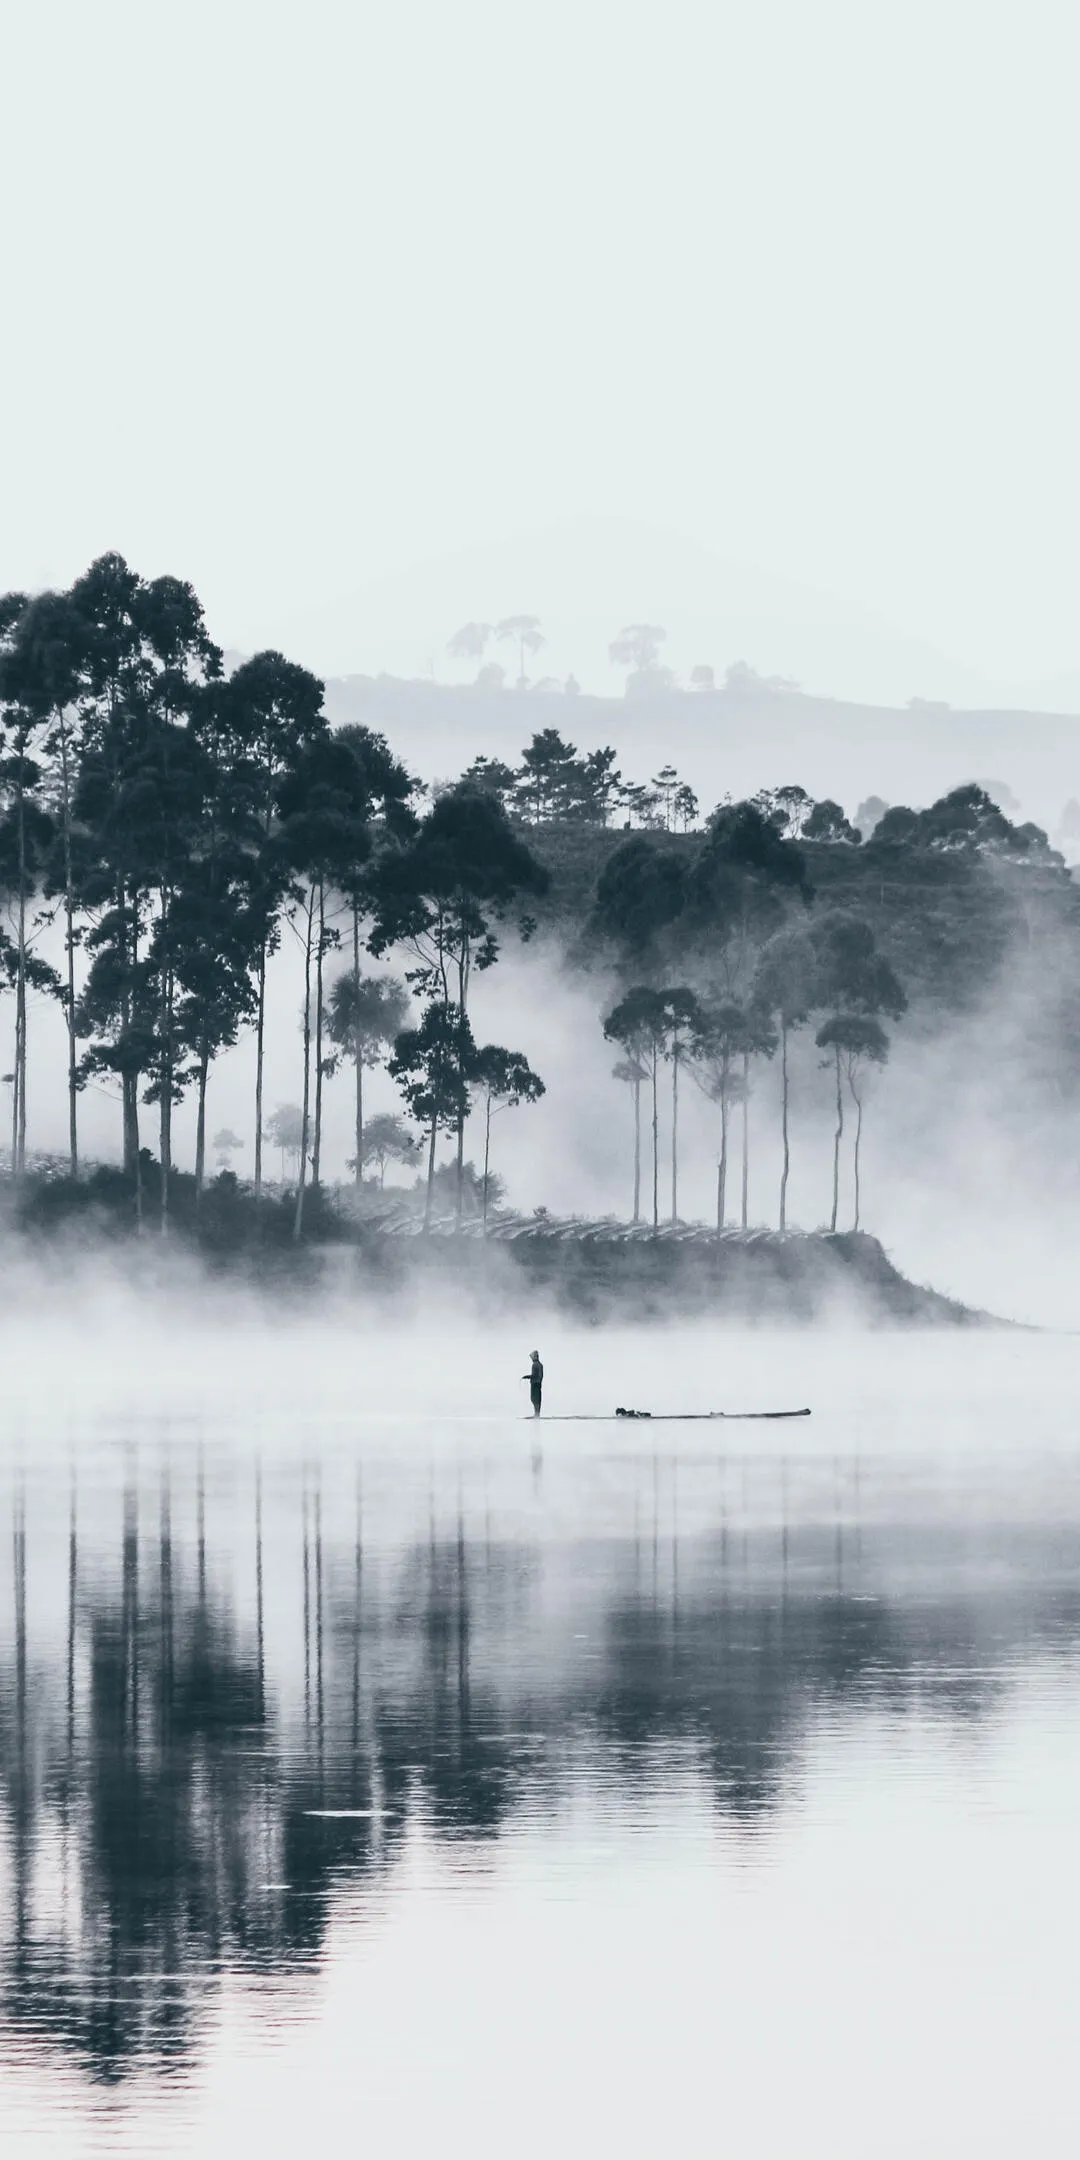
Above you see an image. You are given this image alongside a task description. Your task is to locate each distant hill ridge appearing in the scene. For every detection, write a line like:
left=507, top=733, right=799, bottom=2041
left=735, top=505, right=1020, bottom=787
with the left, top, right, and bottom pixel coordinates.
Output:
left=322, top=673, right=1080, bottom=836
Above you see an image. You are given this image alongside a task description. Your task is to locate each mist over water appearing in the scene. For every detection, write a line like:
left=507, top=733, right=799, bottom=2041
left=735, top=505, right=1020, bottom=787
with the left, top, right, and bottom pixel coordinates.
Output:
left=2, top=1323, right=1080, bottom=2155
left=7, top=0, right=1080, bottom=2145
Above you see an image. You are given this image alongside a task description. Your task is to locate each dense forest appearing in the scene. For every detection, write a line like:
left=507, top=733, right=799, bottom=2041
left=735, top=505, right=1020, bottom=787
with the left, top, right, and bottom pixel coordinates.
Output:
left=1, top=554, right=1076, bottom=1254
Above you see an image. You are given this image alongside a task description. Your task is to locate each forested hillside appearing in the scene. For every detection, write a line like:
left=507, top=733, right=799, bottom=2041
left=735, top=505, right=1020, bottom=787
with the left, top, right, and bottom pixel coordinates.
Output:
left=2, top=552, right=1077, bottom=1266
left=324, top=669, right=1080, bottom=844
left=529, top=813, right=1080, bottom=1029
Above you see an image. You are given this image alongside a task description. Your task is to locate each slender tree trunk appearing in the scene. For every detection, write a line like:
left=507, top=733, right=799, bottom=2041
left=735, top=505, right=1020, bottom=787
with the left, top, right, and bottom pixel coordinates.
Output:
left=194, top=1040, right=211, bottom=1199
left=14, top=779, right=27, bottom=1187
left=126, top=889, right=142, bottom=1234
left=253, top=945, right=267, bottom=1200
left=159, top=894, right=172, bottom=1238
left=830, top=1044, right=843, bottom=1234
left=850, top=1069, right=863, bottom=1231
left=455, top=946, right=468, bottom=1222
left=671, top=1045, right=679, bottom=1226
left=483, top=1093, right=492, bottom=1233
left=122, top=1069, right=144, bottom=1235
left=122, top=1076, right=139, bottom=1178
left=68, top=1479, right=77, bottom=1755
left=352, top=903, right=363, bottom=1189
left=132, top=1097, right=143, bottom=1232
left=779, top=1020, right=790, bottom=1233
left=455, top=1095, right=466, bottom=1219
left=254, top=778, right=277, bottom=1204
left=632, top=1078, right=641, bottom=1223
left=58, top=717, right=78, bottom=1178
left=292, top=889, right=315, bottom=1242
left=16, top=964, right=25, bottom=1180
left=651, top=1047, right=659, bottom=1230
left=424, top=1111, right=438, bottom=1231
left=740, top=1050, right=750, bottom=1230
left=166, top=966, right=175, bottom=1223
left=9, top=996, right=19, bottom=1181
left=120, top=880, right=138, bottom=1197
left=312, top=881, right=325, bottom=1192
left=718, top=1077, right=729, bottom=1234
left=255, top=1461, right=264, bottom=1718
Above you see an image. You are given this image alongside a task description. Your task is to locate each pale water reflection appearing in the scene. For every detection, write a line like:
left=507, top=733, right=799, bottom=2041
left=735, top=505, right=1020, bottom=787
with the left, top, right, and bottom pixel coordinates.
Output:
left=1, top=1327, right=1079, bottom=2156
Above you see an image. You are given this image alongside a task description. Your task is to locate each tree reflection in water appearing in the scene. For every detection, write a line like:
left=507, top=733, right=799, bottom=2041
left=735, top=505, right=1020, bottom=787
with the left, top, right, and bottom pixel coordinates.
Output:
left=1, top=1445, right=1079, bottom=2084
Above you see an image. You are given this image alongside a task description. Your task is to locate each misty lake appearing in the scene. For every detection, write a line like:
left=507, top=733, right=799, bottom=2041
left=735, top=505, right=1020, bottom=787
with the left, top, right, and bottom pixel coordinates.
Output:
left=2, top=1317, right=1079, bottom=2158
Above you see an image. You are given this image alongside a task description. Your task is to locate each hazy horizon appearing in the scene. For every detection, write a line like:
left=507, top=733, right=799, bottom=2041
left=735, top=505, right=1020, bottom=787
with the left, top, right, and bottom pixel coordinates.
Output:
left=5, top=7, right=1080, bottom=2155
left=5, top=3, right=1080, bottom=710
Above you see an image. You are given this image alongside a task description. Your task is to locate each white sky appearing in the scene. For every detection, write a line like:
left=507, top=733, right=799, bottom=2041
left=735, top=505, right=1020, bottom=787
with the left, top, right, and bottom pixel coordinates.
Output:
left=2, top=0, right=1079, bottom=698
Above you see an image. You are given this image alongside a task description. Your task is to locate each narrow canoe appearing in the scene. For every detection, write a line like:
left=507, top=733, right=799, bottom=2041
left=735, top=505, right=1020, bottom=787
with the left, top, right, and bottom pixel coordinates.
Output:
left=531, top=1407, right=812, bottom=1422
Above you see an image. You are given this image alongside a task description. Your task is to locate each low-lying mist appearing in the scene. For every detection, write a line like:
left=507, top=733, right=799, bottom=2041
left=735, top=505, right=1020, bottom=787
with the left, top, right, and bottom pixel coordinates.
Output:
left=0, top=1285, right=1067, bottom=1449
left=432, top=925, right=1080, bottom=1329
left=4, top=858, right=1080, bottom=1330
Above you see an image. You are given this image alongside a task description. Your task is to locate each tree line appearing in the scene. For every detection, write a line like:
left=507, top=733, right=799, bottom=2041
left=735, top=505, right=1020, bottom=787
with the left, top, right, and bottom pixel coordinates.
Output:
left=2, top=553, right=1062, bottom=1241
left=464, top=729, right=698, bottom=831
left=445, top=614, right=802, bottom=700
left=591, top=780, right=1062, bottom=1234
left=603, top=914, right=904, bottom=1238
left=0, top=556, right=550, bottom=1236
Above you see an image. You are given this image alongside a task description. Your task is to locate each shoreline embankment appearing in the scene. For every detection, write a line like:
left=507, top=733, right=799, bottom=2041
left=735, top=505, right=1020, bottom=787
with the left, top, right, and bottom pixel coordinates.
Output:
left=2, top=1167, right=998, bottom=1326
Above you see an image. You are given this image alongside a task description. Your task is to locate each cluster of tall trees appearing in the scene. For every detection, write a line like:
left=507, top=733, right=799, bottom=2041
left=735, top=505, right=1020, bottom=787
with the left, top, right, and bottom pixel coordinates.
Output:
left=0, top=555, right=550, bottom=1235
left=599, top=802, right=907, bottom=1234
left=464, top=729, right=698, bottom=831
left=5, top=553, right=1063, bottom=1242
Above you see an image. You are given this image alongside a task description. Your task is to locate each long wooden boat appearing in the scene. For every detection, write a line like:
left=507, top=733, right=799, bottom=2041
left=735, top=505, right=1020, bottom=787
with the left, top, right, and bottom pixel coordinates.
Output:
left=533, top=1407, right=812, bottom=1422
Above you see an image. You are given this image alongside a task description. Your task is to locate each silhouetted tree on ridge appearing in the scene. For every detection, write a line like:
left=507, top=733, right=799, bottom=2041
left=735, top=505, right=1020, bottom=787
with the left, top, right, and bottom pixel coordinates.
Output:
left=609, top=624, right=673, bottom=696
left=494, top=614, right=544, bottom=688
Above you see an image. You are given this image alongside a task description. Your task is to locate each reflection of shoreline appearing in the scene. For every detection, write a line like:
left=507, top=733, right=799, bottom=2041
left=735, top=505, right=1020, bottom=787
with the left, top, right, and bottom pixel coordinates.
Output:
left=1, top=1453, right=1078, bottom=2085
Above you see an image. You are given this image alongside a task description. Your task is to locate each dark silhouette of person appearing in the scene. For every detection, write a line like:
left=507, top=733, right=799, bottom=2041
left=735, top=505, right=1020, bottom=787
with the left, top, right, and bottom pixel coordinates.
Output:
left=523, top=1350, right=544, bottom=1417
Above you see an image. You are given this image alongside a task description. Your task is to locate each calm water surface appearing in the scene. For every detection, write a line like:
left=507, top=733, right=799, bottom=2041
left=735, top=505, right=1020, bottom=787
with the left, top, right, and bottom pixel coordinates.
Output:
left=1, top=1323, right=1079, bottom=2157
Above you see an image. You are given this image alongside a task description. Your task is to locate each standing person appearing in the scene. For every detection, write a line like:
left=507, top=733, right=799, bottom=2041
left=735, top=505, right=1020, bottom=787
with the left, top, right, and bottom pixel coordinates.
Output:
left=523, top=1350, right=544, bottom=1417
